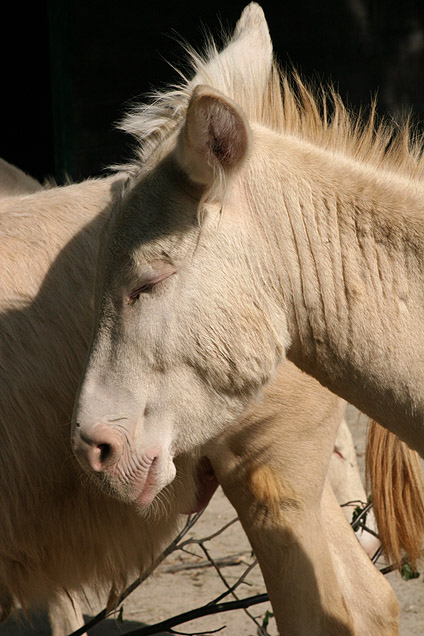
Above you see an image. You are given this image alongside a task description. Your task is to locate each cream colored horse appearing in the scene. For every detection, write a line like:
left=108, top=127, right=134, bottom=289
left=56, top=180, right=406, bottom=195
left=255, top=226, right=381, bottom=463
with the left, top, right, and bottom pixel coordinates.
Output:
left=210, top=363, right=399, bottom=635
left=0, top=159, right=400, bottom=634
left=0, top=170, right=187, bottom=634
left=72, top=3, right=424, bottom=570
left=0, top=158, right=42, bottom=196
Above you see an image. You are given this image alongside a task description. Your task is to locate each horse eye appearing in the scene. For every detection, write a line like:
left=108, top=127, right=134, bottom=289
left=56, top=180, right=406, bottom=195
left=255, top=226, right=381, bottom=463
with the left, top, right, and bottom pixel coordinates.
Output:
left=127, top=268, right=176, bottom=305
left=127, top=282, right=156, bottom=305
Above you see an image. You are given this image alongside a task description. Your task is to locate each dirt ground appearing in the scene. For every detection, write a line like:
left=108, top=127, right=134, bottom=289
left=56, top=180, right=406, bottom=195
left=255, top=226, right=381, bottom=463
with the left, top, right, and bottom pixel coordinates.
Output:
left=2, top=406, right=424, bottom=636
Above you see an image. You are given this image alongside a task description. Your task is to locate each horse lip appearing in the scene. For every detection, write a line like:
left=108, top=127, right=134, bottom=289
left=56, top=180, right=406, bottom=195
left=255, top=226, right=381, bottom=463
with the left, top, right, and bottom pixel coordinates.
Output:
left=134, top=456, right=159, bottom=506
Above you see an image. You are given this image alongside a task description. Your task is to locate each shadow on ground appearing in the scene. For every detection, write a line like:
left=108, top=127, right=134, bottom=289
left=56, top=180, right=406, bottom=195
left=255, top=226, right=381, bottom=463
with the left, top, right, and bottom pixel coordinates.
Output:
left=0, top=610, right=170, bottom=636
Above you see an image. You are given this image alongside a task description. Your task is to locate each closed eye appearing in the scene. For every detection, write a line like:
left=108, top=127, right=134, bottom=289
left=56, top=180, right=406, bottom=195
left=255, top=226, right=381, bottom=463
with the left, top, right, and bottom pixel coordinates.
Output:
left=127, top=282, right=157, bottom=305
left=127, top=269, right=176, bottom=305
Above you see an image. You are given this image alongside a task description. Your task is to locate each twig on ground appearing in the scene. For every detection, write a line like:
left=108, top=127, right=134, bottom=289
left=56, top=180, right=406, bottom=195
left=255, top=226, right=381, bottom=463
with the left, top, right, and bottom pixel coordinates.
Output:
left=162, top=553, right=247, bottom=573
left=115, top=594, right=270, bottom=636
left=68, top=498, right=401, bottom=636
left=168, top=627, right=226, bottom=635
left=67, top=511, right=206, bottom=636
left=210, top=559, right=258, bottom=606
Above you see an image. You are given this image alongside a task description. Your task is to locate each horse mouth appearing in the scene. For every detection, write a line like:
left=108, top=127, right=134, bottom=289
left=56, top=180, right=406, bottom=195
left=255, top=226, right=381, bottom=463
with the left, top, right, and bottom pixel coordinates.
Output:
left=184, top=456, right=219, bottom=514
left=92, top=451, right=173, bottom=508
left=134, top=456, right=160, bottom=506
left=91, top=453, right=218, bottom=513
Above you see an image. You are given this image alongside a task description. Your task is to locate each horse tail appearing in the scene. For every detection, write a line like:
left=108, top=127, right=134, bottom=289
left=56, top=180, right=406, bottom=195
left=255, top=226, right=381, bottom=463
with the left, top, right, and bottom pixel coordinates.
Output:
left=366, top=419, right=424, bottom=569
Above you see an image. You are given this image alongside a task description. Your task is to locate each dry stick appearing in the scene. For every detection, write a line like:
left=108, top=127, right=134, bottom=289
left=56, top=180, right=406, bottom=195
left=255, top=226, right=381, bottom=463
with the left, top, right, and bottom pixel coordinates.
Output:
left=379, top=557, right=410, bottom=576
left=197, top=542, right=267, bottom=635
left=350, top=502, right=373, bottom=531
left=67, top=513, right=238, bottom=636
left=67, top=511, right=206, bottom=636
left=175, top=518, right=268, bottom=632
left=176, top=517, right=239, bottom=549
left=162, top=554, right=247, bottom=573
left=340, top=499, right=368, bottom=508
left=372, top=547, right=383, bottom=565
left=208, top=559, right=258, bottom=606
left=115, top=594, right=270, bottom=636
left=169, top=519, right=267, bottom=631
left=68, top=501, right=392, bottom=636
left=168, top=627, right=226, bottom=636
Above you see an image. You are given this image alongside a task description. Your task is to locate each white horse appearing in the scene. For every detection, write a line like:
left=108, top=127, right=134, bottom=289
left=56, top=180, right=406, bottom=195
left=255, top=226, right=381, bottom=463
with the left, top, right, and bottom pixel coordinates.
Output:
left=0, top=156, right=401, bottom=636
left=210, top=363, right=399, bottom=634
left=0, top=167, right=188, bottom=634
left=73, top=1, right=424, bottom=572
left=0, top=158, right=42, bottom=196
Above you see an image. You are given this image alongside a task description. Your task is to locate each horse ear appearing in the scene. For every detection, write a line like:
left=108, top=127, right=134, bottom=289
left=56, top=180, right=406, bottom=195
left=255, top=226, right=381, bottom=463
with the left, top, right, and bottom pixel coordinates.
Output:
left=193, top=4, right=273, bottom=96
left=176, top=85, right=251, bottom=187
left=223, top=3, right=273, bottom=78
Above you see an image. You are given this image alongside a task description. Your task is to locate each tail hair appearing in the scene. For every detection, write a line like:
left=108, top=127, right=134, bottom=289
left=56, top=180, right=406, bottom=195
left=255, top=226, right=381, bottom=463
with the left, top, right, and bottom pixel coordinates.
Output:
left=366, top=420, right=424, bottom=569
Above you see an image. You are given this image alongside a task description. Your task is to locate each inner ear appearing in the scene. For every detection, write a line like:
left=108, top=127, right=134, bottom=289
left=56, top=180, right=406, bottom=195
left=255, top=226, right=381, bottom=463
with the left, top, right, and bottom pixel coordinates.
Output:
left=177, top=85, right=251, bottom=186
left=194, top=93, right=250, bottom=168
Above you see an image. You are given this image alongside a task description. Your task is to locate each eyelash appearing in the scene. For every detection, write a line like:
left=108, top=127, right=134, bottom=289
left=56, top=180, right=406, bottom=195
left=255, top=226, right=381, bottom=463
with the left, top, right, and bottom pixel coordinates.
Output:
left=127, top=268, right=176, bottom=306
left=127, top=282, right=157, bottom=305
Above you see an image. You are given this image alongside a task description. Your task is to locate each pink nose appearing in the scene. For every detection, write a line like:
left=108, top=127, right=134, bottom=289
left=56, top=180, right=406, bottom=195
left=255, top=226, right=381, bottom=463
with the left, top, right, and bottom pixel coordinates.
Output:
left=73, top=423, right=124, bottom=473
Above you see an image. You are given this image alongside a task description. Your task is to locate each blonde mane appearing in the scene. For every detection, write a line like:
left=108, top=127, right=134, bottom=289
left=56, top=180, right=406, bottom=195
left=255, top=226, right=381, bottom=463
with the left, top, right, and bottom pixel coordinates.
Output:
left=120, top=32, right=424, bottom=182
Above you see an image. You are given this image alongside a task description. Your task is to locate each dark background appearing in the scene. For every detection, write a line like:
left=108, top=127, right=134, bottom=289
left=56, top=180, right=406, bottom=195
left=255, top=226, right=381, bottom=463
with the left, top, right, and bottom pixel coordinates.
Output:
left=2, top=0, right=424, bottom=184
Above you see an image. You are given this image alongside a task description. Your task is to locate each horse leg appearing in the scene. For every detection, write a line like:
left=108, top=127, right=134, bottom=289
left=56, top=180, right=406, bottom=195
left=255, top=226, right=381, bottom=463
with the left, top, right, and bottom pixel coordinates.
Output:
left=206, top=362, right=398, bottom=635
left=206, top=373, right=357, bottom=636
left=322, top=478, right=399, bottom=635
left=328, top=417, right=380, bottom=557
left=209, top=440, right=355, bottom=635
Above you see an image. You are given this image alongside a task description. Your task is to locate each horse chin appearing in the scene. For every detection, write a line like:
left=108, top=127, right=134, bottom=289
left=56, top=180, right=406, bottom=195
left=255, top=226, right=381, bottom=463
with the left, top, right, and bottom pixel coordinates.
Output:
left=89, top=453, right=178, bottom=509
left=182, top=457, right=219, bottom=515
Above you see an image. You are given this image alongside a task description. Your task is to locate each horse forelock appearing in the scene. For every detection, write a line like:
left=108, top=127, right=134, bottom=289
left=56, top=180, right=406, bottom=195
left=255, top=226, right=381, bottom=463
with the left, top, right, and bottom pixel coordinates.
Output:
left=118, top=10, right=424, bottom=183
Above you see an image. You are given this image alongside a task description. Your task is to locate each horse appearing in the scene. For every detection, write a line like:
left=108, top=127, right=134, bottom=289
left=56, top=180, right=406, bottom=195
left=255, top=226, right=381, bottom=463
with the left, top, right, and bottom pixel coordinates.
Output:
left=0, top=158, right=42, bottom=196
left=0, top=157, right=401, bottom=634
left=0, top=168, right=190, bottom=634
left=72, top=1, right=424, bottom=572
left=209, top=364, right=399, bottom=634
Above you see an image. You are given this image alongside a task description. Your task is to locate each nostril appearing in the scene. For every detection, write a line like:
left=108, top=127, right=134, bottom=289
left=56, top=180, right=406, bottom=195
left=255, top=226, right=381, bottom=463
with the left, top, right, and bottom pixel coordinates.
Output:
left=98, top=443, right=112, bottom=464
left=74, top=424, right=123, bottom=473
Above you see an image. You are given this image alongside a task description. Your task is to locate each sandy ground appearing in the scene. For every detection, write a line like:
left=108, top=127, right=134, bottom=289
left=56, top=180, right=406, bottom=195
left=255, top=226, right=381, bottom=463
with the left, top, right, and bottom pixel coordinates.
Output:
left=2, top=406, right=424, bottom=635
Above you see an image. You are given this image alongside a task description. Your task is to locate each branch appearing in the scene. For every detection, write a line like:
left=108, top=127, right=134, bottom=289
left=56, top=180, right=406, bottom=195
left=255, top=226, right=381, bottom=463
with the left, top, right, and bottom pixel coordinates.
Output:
left=210, top=559, right=258, bottom=606
left=350, top=502, right=373, bottom=530
left=68, top=496, right=404, bottom=636
left=177, top=518, right=238, bottom=550
left=162, top=554, right=247, bottom=573
left=119, top=594, right=270, bottom=636
left=67, top=511, right=205, bottom=636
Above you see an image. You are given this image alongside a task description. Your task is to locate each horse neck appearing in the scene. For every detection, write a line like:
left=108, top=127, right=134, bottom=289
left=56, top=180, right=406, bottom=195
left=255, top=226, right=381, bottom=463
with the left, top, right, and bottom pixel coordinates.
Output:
left=252, top=131, right=424, bottom=453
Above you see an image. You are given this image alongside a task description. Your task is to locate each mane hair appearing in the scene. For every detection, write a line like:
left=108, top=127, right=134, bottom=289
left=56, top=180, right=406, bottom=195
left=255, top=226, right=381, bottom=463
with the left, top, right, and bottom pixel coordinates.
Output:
left=119, top=33, right=424, bottom=182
